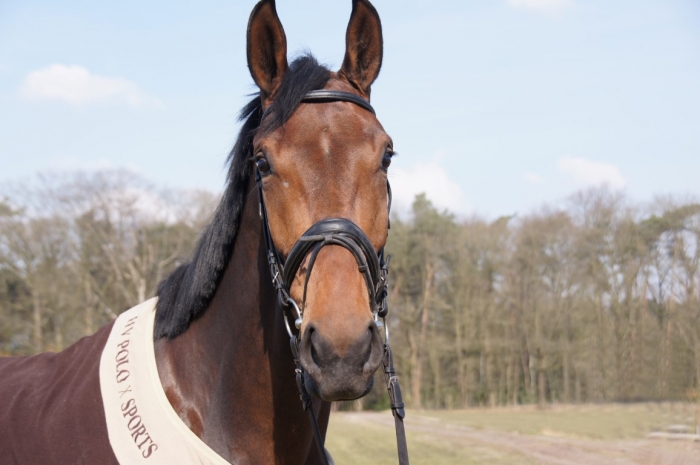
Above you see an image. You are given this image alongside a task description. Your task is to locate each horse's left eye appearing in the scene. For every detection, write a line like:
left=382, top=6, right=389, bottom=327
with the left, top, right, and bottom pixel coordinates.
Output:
left=256, top=158, right=271, bottom=175
left=381, top=152, right=393, bottom=171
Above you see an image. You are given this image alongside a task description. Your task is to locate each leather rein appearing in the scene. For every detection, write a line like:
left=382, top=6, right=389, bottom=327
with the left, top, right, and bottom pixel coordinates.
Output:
left=255, top=89, right=409, bottom=465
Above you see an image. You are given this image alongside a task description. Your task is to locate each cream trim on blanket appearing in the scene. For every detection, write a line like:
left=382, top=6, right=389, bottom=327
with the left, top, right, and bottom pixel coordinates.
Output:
left=99, top=298, right=231, bottom=464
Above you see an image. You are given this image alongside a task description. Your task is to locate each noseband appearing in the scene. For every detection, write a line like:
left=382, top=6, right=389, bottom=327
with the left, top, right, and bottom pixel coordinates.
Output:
left=255, top=90, right=409, bottom=465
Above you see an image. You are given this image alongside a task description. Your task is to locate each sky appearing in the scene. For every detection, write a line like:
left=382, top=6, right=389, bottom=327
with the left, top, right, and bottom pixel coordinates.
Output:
left=1, top=0, right=699, bottom=218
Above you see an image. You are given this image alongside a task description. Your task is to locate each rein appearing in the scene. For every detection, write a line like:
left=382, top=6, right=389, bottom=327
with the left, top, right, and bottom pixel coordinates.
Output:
left=255, top=90, right=409, bottom=465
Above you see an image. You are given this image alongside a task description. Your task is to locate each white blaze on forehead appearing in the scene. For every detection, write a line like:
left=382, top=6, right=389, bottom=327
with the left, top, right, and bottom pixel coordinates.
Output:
left=319, top=128, right=332, bottom=157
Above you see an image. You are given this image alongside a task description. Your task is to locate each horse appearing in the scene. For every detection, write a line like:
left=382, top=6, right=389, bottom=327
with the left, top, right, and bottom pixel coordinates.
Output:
left=0, top=0, right=408, bottom=463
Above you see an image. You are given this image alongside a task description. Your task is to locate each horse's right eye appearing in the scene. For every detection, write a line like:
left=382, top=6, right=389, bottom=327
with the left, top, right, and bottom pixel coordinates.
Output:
left=256, top=158, right=271, bottom=175
left=381, top=150, right=394, bottom=171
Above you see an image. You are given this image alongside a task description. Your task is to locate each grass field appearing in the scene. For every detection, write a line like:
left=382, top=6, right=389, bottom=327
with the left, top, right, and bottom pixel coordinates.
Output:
left=325, top=403, right=700, bottom=465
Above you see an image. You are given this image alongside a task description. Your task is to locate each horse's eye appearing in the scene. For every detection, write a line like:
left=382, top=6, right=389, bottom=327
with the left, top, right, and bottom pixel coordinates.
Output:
left=381, top=152, right=393, bottom=171
left=256, top=158, right=271, bottom=175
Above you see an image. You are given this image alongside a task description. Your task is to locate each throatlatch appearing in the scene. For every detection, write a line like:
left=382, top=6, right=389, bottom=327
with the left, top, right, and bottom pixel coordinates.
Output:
left=256, top=89, right=409, bottom=465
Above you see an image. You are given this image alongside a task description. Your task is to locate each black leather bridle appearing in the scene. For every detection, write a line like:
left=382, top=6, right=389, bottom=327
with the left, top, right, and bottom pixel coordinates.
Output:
left=255, top=90, right=409, bottom=465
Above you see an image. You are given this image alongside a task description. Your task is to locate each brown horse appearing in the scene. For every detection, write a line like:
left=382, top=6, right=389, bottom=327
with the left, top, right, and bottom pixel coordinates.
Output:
left=0, top=0, right=404, bottom=464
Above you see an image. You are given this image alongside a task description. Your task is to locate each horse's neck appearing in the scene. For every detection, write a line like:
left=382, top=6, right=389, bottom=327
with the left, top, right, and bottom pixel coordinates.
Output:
left=154, top=180, right=326, bottom=463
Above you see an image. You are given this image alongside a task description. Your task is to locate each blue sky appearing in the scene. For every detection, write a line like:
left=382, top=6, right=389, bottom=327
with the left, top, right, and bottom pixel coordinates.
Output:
left=1, top=0, right=699, bottom=218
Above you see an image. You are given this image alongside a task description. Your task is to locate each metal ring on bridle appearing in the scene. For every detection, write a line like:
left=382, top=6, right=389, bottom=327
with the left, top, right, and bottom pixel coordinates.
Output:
left=279, top=290, right=303, bottom=337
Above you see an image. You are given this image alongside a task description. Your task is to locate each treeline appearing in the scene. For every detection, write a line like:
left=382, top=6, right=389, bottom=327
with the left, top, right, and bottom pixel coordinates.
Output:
left=1, top=171, right=699, bottom=408
left=386, top=192, right=700, bottom=408
left=0, top=170, right=216, bottom=354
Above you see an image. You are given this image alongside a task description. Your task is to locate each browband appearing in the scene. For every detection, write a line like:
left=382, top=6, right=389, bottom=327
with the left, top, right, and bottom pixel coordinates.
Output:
left=301, top=90, right=375, bottom=114
left=261, top=90, right=375, bottom=122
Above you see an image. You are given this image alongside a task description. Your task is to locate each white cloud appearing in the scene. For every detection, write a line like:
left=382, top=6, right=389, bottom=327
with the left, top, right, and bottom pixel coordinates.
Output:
left=48, top=156, right=119, bottom=172
left=508, top=0, right=573, bottom=15
left=389, top=159, right=469, bottom=216
left=125, top=187, right=177, bottom=223
left=19, top=64, right=160, bottom=107
left=75, top=185, right=178, bottom=225
left=100, top=187, right=217, bottom=226
left=522, top=171, right=544, bottom=184
left=557, top=156, right=626, bottom=189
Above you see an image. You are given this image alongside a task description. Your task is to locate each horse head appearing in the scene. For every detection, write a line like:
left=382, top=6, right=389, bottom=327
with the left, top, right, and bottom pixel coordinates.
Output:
left=247, top=0, right=391, bottom=402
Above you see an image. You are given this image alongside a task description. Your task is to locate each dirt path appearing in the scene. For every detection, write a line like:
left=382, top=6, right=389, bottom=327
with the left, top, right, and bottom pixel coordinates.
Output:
left=340, top=412, right=700, bottom=465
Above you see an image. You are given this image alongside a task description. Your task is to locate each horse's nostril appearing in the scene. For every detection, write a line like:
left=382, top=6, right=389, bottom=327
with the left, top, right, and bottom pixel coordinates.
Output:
left=310, top=338, right=321, bottom=368
left=362, top=328, right=373, bottom=366
left=305, top=326, right=323, bottom=369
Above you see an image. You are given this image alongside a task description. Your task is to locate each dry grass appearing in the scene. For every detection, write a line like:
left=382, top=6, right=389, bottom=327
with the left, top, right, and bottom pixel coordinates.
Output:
left=414, top=403, right=696, bottom=439
left=326, top=411, right=536, bottom=465
left=325, top=403, right=700, bottom=465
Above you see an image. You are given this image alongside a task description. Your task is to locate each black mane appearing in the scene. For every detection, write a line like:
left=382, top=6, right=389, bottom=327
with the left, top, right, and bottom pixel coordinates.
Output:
left=154, top=54, right=330, bottom=339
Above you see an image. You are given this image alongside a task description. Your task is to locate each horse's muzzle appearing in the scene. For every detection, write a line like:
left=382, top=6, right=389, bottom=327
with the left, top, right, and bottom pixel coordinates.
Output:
left=298, top=321, right=384, bottom=401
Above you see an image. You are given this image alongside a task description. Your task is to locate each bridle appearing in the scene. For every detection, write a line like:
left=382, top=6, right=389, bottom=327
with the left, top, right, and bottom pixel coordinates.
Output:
left=255, top=89, right=409, bottom=465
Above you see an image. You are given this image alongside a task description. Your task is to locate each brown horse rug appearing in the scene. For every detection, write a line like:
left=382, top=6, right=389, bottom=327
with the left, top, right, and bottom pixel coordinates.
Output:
left=0, top=299, right=230, bottom=464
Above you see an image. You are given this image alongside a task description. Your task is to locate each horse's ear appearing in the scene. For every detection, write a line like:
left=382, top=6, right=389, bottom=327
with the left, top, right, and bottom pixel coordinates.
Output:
left=339, top=0, right=383, bottom=98
left=247, top=0, right=288, bottom=102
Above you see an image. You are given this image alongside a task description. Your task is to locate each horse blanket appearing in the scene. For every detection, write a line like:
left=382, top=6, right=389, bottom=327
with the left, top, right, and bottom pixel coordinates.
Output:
left=0, top=299, right=230, bottom=465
